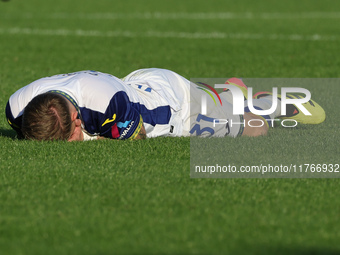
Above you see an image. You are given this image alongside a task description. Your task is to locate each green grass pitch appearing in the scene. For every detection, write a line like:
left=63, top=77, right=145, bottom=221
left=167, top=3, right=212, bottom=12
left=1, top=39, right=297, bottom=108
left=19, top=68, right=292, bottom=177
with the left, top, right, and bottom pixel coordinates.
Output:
left=0, top=0, right=340, bottom=254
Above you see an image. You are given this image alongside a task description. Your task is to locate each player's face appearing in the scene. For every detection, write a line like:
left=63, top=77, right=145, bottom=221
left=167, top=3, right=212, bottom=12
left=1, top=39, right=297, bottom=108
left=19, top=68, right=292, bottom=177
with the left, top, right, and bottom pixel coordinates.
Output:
left=66, top=101, right=84, bottom=142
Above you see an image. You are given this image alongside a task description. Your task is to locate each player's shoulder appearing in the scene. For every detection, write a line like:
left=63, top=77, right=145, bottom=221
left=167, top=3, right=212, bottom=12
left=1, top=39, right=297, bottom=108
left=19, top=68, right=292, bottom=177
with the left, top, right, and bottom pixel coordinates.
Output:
left=48, top=70, right=116, bottom=80
left=46, top=70, right=126, bottom=91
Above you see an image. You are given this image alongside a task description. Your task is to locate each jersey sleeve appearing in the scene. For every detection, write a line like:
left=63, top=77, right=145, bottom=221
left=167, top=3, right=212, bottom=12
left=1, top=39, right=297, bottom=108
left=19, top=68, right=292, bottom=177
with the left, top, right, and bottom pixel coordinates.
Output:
left=5, top=101, right=24, bottom=138
left=99, top=91, right=143, bottom=140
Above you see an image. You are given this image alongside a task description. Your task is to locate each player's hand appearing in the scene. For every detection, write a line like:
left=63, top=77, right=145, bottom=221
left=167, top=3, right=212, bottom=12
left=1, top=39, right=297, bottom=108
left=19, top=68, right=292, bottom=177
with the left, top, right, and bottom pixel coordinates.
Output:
left=133, top=125, right=146, bottom=140
left=241, top=112, right=268, bottom=137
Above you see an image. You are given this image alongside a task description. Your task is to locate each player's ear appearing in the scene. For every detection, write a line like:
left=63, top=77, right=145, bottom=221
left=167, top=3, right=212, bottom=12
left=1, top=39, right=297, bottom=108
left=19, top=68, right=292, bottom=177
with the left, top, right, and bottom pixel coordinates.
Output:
left=74, top=118, right=82, bottom=127
left=71, top=111, right=78, bottom=121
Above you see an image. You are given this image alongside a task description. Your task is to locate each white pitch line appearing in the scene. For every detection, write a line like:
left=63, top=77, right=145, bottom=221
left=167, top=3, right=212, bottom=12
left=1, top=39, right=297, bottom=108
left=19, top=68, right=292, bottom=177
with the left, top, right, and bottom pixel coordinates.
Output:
left=0, top=27, right=339, bottom=41
left=3, top=12, right=340, bottom=20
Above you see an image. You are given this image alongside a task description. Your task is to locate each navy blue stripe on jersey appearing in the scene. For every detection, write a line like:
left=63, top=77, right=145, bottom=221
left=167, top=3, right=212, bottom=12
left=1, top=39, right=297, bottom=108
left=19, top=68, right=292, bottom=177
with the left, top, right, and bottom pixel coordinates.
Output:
left=79, top=107, right=103, bottom=135
left=5, top=102, right=15, bottom=127
left=5, top=101, right=23, bottom=138
left=134, top=103, right=171, bottom=126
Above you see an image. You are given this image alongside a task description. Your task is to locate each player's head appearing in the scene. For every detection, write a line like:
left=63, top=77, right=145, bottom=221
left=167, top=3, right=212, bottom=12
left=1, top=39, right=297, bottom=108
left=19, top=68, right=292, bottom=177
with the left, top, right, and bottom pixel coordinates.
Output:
left=22, top=92, right=75, bottom=141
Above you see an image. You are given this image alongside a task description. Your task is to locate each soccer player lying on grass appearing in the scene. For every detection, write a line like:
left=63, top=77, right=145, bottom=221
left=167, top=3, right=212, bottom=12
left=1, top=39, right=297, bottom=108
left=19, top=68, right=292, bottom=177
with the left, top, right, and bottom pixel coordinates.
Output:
left=5, top=68, right=325, bottom=141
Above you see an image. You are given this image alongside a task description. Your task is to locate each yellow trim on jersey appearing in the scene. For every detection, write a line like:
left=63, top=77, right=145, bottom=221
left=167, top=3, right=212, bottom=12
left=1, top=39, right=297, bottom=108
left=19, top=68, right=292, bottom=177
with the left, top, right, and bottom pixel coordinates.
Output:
left=128, top=115, right=143, bottom=140
left=7, top=118, right=19, bottom=129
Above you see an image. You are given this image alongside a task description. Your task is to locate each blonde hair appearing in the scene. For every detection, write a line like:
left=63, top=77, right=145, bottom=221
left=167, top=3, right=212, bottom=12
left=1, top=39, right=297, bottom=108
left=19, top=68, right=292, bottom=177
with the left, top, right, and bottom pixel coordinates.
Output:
left=22, top=93, right=73, bottom=140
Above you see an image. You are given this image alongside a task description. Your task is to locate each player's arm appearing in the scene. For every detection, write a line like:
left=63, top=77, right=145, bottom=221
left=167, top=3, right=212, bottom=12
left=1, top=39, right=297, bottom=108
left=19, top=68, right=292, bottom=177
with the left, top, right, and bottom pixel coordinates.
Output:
left=99, top=91, right=147, bottom=140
